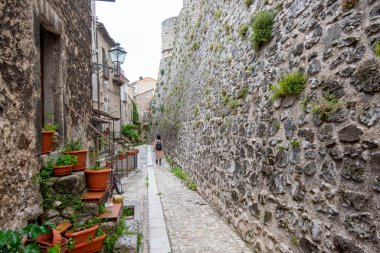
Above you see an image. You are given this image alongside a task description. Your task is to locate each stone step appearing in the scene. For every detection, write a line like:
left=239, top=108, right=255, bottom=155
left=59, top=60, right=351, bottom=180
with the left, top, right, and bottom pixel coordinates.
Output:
left=47, top=171, right=86, bottom=197
left=98, top=199, right=123, bottom=222
left=80, top=189, right=108, bottom=204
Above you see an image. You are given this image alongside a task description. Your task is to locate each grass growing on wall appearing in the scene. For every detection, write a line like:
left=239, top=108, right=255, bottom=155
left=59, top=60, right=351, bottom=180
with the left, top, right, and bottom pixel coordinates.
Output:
left=239, top=24, right=249, bottom=39
left=340, top=0, right=359, bottom=10
left=170, top=166, right=197, bottom=191
left=244, top=0, right=253, bottom=7
left=270, top=72, right=307, bottom=100
left=375, top=41, right=380, bottom=57
left=250, top=11, right=275, bottom=50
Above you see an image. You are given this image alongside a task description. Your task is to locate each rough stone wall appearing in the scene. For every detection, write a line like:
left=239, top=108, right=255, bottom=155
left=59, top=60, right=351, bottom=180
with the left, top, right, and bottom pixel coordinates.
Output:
left=151, top=0, right=380, bottom=252
left=0, top=0, right=93, bottom=229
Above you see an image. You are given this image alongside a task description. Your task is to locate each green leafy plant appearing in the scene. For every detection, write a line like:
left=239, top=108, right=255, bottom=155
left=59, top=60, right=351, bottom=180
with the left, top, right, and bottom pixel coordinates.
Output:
left=193, top=107, right=199, bottom=117
left=188, top=181, right=197, bottom=191
left=340, top=0, right=359, bottom=10
left=99, top=203, right=106, bottom=214
left=54, top=155, right=77, bottom=166
left=63, top=139, right=83, bottom=152
left=136, top=231, right=143, bottom=253
left=0, top=222, right=56, bottom=253
left=244, top=0, right=253, bottom=7
left=104, top=208, right=133, bottom=253
left=239, top=24, right=249, bottom=39
left=250, top=11, right=275, bottom=50
left=289, top=138, right=300, bottom=149
left=43, top=112, right=59, bottom=131
left=160, top=69, right=164, bottom=76
left=170, top=166, right=188, bottom=181
left=47, top=244, right=61, bottom=253
left=237, top=85, right=249, bottom=99
left=67, top=237, right=76, bottom=252
left=215, top=9, right=221, bottom=19
left=123, top=207, right=134, bottom=217
left=192, top=42, right=200, bottom=51
left=291, top=236, right=299, bottom=246
left=270, top=72, right=307, bottom=100
left=165, top=156, right=174, bottom=166
left=310, top=93, right=341, bottom=120
left=375, top=41, right=380, bottom=57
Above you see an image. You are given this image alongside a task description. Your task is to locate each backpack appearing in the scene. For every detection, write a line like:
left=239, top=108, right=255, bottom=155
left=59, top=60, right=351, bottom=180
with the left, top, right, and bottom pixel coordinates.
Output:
left=155, top=140, right=162, bottom=151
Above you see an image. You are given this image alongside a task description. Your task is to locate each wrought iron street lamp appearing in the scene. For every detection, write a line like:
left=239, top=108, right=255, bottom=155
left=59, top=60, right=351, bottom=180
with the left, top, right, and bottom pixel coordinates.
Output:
left=109, top=43, right=127, bottom=78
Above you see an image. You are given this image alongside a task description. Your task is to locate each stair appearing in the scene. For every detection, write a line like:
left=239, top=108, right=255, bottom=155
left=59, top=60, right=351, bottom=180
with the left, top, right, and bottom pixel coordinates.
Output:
left=98, top=199, right=123, bottom=222
left=80, top=189, right=108, bottom=203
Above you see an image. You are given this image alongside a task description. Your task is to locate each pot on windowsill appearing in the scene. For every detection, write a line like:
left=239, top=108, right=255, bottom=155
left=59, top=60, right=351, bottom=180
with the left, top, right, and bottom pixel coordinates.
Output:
left=84, top=167, right=111, bottom=191
left=42, top=131, right=55, bottom=154
left=69, top=233, right=106, bottom=253
left=64, top=224, right=99, bottom=245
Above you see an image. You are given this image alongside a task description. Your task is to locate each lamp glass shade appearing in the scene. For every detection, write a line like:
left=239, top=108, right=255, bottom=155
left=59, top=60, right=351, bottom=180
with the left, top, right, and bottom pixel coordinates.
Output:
left=109, top=44, right=127, bottom=64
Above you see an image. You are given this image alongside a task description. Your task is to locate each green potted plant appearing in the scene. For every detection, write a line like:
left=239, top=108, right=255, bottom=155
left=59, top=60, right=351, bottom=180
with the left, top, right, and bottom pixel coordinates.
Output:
left=65, top=219, right=106, bottom=253
left=0, top=222, right=66, bottom=253
left=42, top=113, right=59, bottom=154
left=53, top=155, right=78, bottom=176
left=68, top=229, right=106, bottom=253
left=84, top=164, right=111, bottom=191
left=63, top=139, right=88, bottom=171
left=117, top=148, right=126, bottom=160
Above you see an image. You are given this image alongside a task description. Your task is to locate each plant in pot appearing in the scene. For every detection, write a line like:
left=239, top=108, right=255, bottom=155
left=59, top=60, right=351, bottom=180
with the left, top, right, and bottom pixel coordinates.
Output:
left=68, top=228, right=106, bottom=253
left=42, top=113, right=59, bottom=154
left=34, top=222, right=68, bottom=253
left=0, top=221, right=66, bottom=253
left=63, top=139, right=87, bottom=171
left=117, top=148, right=126, bottom=160
left=53, top=155, right=77, bottom=176
left=84, top=164, right=111, bottom=192
left=65, top=218, right=99, bottom=246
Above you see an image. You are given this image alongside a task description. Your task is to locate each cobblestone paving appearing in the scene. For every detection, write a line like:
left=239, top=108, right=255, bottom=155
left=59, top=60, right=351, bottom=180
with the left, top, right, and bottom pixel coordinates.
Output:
left=122, top=145, right=149, bottom=253
left=153, top=154, right=253, bottom=253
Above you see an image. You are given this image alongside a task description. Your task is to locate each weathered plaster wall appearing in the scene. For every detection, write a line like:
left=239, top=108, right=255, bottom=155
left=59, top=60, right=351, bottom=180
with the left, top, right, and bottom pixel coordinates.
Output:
left=0, top=0, right=93, bottom=229
left=152, top=0, right=380, bottom=252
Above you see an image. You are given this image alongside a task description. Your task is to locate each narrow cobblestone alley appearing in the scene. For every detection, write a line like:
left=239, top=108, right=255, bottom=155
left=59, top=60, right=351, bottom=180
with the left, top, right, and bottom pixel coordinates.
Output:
left=123, top=145, right=252, bottom=253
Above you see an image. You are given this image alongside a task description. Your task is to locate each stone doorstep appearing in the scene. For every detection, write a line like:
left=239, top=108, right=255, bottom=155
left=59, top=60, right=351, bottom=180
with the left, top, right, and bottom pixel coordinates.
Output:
left=114, top=200, right=143, bottom=253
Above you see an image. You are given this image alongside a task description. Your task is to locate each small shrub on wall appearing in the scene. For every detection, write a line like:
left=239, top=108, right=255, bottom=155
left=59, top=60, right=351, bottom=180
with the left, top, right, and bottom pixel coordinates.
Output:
left=250, top=11, right=275, bottom=50
left=270, top=72, right=307, bottom=100
left=340, top=0, right=359, bottom=10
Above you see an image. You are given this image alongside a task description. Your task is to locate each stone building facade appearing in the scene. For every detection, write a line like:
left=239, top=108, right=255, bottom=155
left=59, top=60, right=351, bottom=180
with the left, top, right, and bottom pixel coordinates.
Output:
left=0, top=0, right=93, bottom=229
left=151, top=0, right=380, bottom=252
left=92, top=22, right=128, bottom=133
left=132, top=77, right=157, bottom=131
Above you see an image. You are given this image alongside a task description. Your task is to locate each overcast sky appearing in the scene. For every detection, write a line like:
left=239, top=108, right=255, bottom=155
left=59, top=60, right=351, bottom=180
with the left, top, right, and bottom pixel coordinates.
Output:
left=95, top=0, right=183, bottom=83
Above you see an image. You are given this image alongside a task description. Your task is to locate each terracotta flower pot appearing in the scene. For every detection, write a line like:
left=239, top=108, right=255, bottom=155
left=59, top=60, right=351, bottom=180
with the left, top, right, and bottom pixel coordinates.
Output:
left=127, top=151, right=135, bottom=156
left=84, top=168, right=111, bottom=191
left=65, top=225, right=99, bottom=245
left=63, top=150, right=88, bottom=171
left=117, top=154, right=126, bottom=160
left=53, top=165, right=73, bottom=176
left=37, top=229, right=67, bottom=253
left=42, top=131, right=55, bottom=154
left=69, top=233, right=106, bottom=253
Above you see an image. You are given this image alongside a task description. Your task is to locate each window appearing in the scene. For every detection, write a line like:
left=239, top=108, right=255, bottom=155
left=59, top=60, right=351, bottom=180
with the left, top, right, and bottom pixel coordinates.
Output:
left=102, top=47, right=109, bottom=79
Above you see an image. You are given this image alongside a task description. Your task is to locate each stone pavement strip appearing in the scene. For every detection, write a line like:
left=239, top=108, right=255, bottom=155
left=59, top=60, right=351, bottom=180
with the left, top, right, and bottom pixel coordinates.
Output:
left=152, top=149, right=253, bottom=253
left=124, top=145, right=252, bottom=253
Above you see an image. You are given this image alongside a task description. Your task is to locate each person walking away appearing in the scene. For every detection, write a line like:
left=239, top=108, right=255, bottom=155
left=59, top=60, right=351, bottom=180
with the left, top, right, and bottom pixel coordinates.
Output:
left=153, top=135, right=164, bottom=165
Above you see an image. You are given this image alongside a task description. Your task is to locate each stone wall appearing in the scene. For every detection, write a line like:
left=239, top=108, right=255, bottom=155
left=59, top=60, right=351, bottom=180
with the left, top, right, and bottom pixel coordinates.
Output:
left=151, top=0, right=380, bottom=252
left=0, top=0, right=93, bottom=229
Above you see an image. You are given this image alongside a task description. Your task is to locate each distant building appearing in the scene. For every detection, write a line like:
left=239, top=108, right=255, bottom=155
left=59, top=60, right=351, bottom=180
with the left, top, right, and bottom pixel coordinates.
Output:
left=92, top=22, right=128, bottom=135
left=131, top=77, right=157, bottom=134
